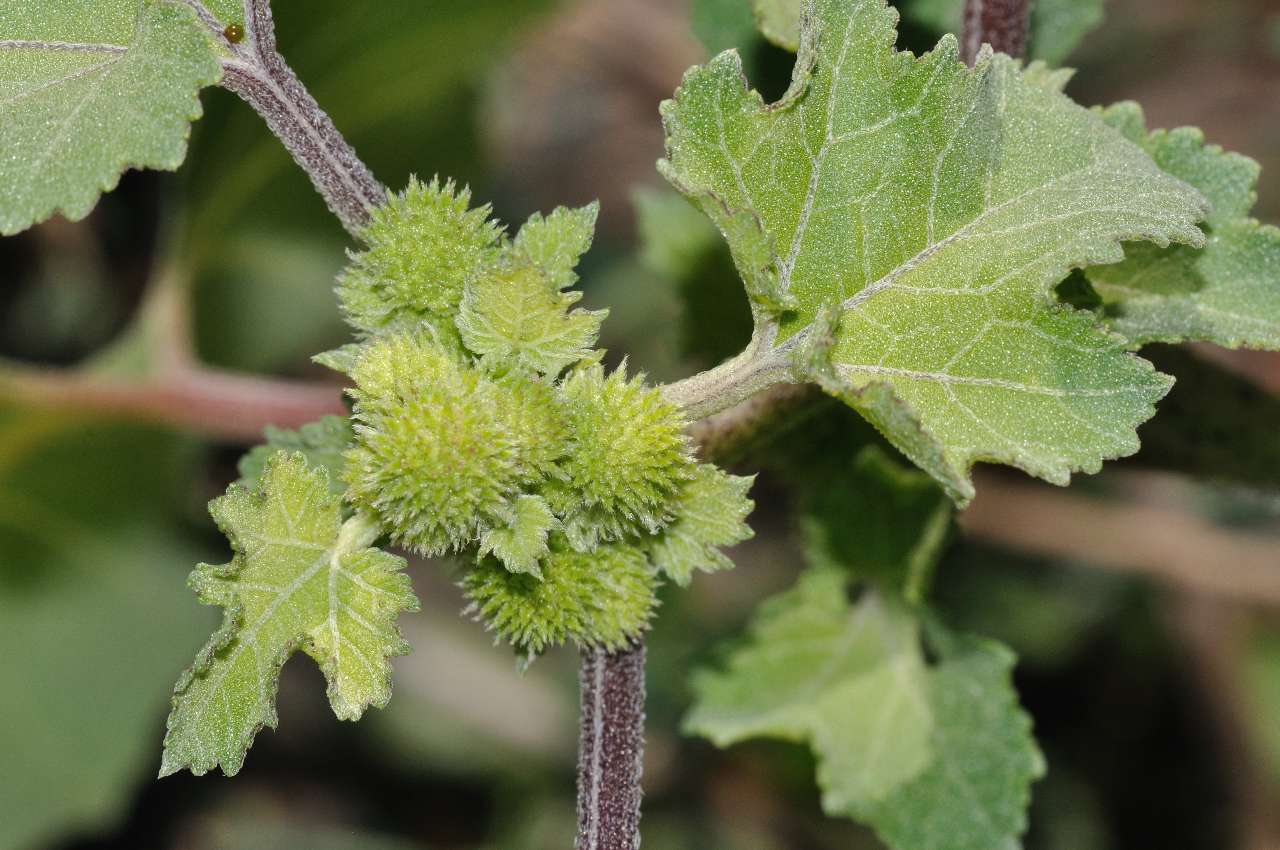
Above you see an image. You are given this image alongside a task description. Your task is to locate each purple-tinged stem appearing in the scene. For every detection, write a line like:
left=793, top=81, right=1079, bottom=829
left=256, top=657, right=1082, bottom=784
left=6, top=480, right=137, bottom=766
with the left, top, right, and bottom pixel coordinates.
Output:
left=961, top=0, right=1032, bottom=64
left=216, top=0, right=386, bottom=236
left=576, top=643, right=646, bottom=850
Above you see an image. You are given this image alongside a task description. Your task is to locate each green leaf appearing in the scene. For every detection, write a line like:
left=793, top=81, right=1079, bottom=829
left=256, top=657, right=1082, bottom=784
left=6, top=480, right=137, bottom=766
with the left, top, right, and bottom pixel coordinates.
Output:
left=1086, top=103, right=1280, bottom=350
left=647, top=465, right=754, bottom=586
left=510, top=202, right=599, bottom=290
left=687, top=568, right=1043, bottom=850
left=802, top=446, right=951, bottom=602
left=237, top=416, right=355, bottom=498
left=691, top=0, right=762, bottom=57
left=905, top=0, right=1106, bottom=64
left=755, top=0, right=804, bottom=50
left=161, top=452, right=419, bottom=777
left=660, top=0, right=1207, bottom=503
left=479, top=494, right=559, bottom=577
left=857, top=630, right=1045, bottom=850
left=0, top=0, right=222, bottom=235
left=686, top=571, right=935, bottom=802
left=456, top=266, right=607, bottom=377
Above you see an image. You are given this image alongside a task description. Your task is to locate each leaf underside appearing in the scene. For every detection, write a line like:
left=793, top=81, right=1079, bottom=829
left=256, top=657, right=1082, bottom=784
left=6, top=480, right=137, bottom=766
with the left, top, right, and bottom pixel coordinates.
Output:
left=0, top=0, right=221, bottom=235
left=660, top=0, right=1207, bottom=503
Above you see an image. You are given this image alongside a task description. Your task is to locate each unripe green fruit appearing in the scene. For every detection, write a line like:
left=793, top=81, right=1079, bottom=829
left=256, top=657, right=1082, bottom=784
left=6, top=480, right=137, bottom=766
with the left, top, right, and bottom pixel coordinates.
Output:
left=338, top=176, right=503, bottom=335
left=462, top=538, right=658, bottom=655
left=344, top=332, right=567, bottom=555
left=554, top=364, right=695, bottom=546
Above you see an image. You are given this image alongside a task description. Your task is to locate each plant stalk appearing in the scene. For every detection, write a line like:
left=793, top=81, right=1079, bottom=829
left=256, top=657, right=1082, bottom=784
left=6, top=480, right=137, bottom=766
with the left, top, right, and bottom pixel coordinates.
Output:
left=217, top=0, right=386, bottom=236
left=576, top=643, right=646, bottom=850
left=961, top=0, right=1032, bottom=64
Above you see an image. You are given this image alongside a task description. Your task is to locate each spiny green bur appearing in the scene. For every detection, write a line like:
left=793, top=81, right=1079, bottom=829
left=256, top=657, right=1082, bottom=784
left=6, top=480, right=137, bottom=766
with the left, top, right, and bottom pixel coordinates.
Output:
left=328, top=177, right=753, bottom=657
left=168, top=174, right=756, bottom=776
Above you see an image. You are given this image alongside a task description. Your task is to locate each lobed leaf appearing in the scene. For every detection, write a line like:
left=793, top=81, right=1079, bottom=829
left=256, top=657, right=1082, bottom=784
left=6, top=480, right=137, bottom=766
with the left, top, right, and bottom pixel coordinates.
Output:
left=510, top=202, right=599, bottom=290
left=0, top=0, right=222, bottom=235
left=1087, top=103, right=1280, bottom=350
left=647, top=465, right=755, bottom=587
left=161, top=453, right=418, bottom=777
left=686, top=569, right=1044, bottom=850
left=479, top=494, right=559, bottom=577
left=661, top=0, right=1208, bottom=503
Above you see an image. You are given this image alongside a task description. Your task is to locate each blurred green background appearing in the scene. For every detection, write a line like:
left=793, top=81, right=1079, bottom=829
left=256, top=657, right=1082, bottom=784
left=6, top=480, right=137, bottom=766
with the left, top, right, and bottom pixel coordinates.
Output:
left=2, top=0, right=1280, bottom=848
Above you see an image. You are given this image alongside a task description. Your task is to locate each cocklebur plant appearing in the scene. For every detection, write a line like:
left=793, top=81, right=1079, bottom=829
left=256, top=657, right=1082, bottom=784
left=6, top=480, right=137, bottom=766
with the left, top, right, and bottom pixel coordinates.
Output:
left=1, top=0, right=1278, bottom=848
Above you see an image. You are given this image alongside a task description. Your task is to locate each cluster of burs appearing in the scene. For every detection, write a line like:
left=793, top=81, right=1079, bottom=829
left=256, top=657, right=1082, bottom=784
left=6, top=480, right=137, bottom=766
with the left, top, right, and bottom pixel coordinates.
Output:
left=322, top=178, right=754, bottom=660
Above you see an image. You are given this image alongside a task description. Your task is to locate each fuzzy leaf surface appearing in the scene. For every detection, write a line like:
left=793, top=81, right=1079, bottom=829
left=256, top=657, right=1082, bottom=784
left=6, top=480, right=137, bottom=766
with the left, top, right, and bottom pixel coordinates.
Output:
left=1087, top=103, right=1280, bottom=350
left=647, top=465, right=754, bottom=586
left=660, top=0, right=1207, bottom=502
left=0, top=0, right=221, bottom=235
left=510, top=202, right=598, bottom=290
left=456, top=266, right=606, bottom=376
left=161, top=453, right=418, bottom=777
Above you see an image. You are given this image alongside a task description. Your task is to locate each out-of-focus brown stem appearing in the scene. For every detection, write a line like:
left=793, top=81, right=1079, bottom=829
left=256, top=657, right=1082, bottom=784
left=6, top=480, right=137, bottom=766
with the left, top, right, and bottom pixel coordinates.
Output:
left=960, top=473, right=1280, bottom=607
left=0, top=364, right=345, bottom=442
left=961, top=0, right=1031, bottom=64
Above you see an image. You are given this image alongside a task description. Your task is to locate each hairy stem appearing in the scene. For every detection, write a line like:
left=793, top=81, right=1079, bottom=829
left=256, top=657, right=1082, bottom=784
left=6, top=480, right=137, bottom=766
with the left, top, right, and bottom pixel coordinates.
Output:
left=662, top=334, right=793, bottom=421
left=576, top=643, right=646, bottom=850
left=961, top=0, right=1032, bottom=64
left=216, top=0, right=386, bottom=235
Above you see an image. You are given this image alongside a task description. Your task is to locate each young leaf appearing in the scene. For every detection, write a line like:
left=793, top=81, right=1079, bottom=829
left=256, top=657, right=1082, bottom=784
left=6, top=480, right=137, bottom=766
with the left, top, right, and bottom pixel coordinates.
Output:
left=660, top=0, right=1207, bottom=503
left=647, top=465, right=755, bottom=586
left=1086, top=103, right=1280, bottom=350
left=161, top=453, right=419, bottom=777
left=456, top=266, right=606, bottom=377
left=237, top=416, right=355, bottom=497
left=479, top=494, right=559, bottom=577
left=510, top=202, right=599, bottom=290
left=0, top=0, right=222, bottom=235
